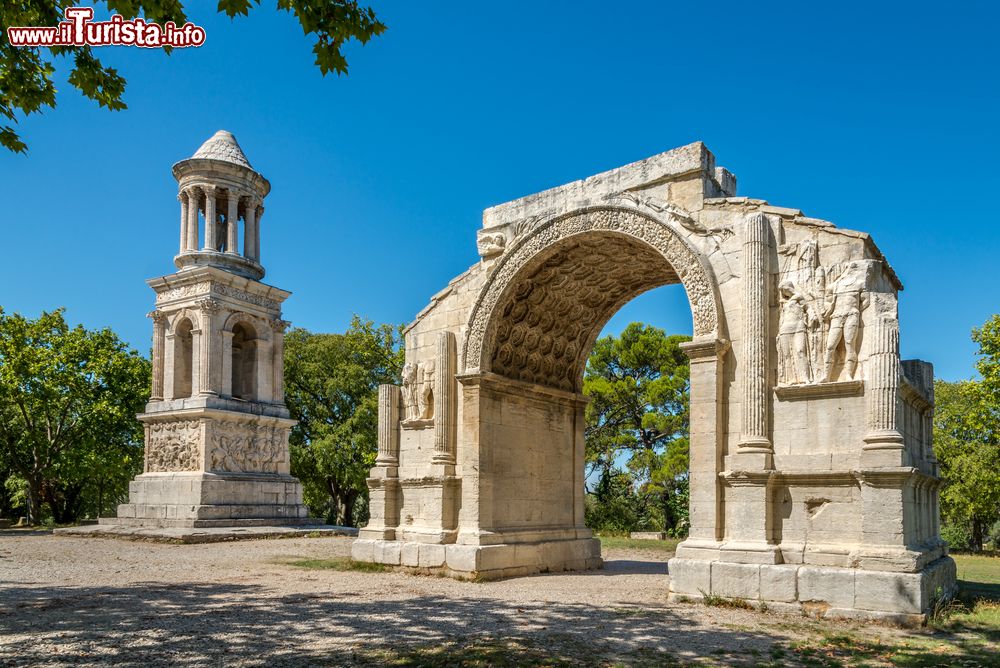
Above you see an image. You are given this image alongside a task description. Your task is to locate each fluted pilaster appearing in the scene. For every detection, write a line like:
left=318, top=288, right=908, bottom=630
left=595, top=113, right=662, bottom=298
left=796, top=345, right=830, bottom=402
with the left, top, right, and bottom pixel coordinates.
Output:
left=738, top=212, right=772, bottom=453
left=149, top=310, right=167, bottom=401
left=196, top=298, right=220, bottom=396
left=864, top=317, right=904, bottom=447
left=377, top=384, right=401, bottom=466
left=432, top=331, right=456, bottom=465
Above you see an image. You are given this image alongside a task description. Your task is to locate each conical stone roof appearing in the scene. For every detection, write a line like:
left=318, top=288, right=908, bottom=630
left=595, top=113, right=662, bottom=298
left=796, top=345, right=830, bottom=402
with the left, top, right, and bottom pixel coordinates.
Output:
left=191, top=130, right=252, bottom=169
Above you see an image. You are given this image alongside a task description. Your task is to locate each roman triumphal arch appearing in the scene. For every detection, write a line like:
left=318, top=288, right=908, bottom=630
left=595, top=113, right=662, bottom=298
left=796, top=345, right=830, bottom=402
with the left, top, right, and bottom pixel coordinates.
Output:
left=352, top=142, right=956, bottom=623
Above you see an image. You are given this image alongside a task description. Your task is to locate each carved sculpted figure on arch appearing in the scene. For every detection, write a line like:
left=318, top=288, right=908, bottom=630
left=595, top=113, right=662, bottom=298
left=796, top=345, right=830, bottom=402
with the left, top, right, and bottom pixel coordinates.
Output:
left=354, top=141, right=954, bottom=625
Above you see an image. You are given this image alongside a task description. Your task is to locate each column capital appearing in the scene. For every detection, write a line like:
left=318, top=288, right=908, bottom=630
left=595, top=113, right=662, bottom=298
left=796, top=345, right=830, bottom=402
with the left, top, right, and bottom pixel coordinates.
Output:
left=195, top=298, right=222, bottom=315
left=147, top=310, right=168, bottom=323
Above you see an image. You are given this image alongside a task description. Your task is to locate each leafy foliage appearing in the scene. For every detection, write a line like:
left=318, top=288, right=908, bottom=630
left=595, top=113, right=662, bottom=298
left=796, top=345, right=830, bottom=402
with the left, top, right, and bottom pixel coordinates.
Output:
left=934, top=314, right=1000, bottom=551
left=0, top=1, right=385, bottom=152
left=583, top=323, right=691, bottom=535
left=283, top=316, right=402, bottom=526
left=0, top=307, right=150, bottom=524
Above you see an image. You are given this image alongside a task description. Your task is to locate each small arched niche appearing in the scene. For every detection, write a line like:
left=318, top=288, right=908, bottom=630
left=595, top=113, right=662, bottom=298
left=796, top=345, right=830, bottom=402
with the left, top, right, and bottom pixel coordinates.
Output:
left=231, top=322, right=258, bottom=400
left=173, top=317, right=194, bottom=398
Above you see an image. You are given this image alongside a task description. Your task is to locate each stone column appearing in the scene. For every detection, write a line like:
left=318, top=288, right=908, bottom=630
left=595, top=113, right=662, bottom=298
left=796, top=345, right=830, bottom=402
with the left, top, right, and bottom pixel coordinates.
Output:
left=186, top=188, right=200, bottom=251
left=271, top=319, right=289, bottom=404
left=226, top=193, right=239, bottom=254
left=148, top=311, right=167, bottom=401
left=203, top=189, right=217, bottom=251
left=376, top=384, right=401, bottom=466
left=738, top=211, right=772, bottom=457
left=196, top=299, right=220, bottom=396
left=178, top=193, right=189, bottom=253
left=243, top=198, right=257, bottom=260
left=432, top=331, right=456, bottom=465
left=862, top=317, right=904, bottom=467
left=254, top=205, right=263, bottom=263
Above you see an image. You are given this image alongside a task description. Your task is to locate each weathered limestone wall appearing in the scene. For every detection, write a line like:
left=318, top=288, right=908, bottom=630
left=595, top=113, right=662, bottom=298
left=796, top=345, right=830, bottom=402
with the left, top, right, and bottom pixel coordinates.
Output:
left=353, top=141, right=954, bottom=623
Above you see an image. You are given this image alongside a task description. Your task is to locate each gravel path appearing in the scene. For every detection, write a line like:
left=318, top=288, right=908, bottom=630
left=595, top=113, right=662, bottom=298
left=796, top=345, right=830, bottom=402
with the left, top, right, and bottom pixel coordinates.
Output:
left=0, top=532, right=901, bottom=666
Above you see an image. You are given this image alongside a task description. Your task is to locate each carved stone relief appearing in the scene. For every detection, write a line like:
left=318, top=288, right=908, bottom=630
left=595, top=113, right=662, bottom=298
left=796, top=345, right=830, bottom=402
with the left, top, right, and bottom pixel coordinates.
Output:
left=208, top=420, right=283, bottom=473
left=156, top=284, right=209, bottom=303
left=477, top=232, right=506, bottom=258
left=777, top=239, right=871, bottom=386
left=146, top=420, right=201, bottom=472
left=603, top=191, right=734, bottom=244
left=214, top=284, right=280, bottom=310
left=401, top=360, right=435, bottom=421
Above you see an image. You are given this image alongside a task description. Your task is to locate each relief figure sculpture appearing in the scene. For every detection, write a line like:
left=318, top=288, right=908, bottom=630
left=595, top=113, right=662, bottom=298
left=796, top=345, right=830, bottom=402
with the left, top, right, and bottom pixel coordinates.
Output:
left=777, top=281, right=813, bottom=385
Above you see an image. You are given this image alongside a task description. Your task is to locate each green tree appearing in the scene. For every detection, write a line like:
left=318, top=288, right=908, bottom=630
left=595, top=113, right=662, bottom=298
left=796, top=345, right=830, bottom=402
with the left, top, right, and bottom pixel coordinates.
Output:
left=933, top=314, right=1000, bottom=551
left=583, top=323, right=691, bottom=534
left=1, top=1, right=385, bottom=152
left=0, top=308, right=150, bottom=524
left=283, top=316, right=403, bottom=526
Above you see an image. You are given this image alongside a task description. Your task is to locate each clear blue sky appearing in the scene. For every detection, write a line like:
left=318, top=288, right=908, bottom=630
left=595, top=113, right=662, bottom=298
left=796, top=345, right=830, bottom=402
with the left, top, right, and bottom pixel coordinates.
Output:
left=2, top=1, right=997, bottom=381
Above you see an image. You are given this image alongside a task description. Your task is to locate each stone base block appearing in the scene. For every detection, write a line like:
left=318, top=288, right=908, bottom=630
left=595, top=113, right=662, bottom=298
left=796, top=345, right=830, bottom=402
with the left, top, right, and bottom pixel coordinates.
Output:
left=108, top=471, right=311, bottom=528
left=352, top=537, right=603, bottom=579
left=668, top=555, right=957, bottom=625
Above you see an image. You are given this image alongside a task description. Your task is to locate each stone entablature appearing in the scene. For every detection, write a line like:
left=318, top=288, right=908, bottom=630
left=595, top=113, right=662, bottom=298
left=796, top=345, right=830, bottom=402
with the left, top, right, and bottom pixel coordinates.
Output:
left=353, top=141, right=954, bottom=624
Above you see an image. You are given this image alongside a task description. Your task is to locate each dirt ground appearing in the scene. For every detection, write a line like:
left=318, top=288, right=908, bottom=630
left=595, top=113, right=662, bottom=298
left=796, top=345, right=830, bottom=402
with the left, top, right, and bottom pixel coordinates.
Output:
left=0, top=532, right=983, bottom=666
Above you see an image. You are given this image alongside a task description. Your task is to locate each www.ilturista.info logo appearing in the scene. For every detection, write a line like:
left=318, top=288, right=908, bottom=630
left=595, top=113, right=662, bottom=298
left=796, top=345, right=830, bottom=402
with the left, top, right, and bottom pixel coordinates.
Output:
left=7, top=6, right=206, bottom=48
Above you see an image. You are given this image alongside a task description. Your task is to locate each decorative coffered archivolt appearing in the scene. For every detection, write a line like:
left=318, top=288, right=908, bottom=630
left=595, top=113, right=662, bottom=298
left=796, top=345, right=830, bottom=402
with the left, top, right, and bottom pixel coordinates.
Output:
left=462, top=206, right=722, bottom=390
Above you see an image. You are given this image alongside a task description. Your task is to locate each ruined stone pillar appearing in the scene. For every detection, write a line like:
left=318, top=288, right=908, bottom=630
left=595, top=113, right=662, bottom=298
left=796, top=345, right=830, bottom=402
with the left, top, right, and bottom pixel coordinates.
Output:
left=149, top=310, right=167, bottom=401
left=862, top=317, right=904, bottom=467
left=432, top=331, right=457, bottom=465
left=226, top=194, right=239, bottom=254
left=738, top=211, right=772, bottom=456
left=186, top=187, right=200, bottom=251
left=203, top=189, right=217, bottom=251
left=377, top=384, right=401, bottom=466
left=243, top=198, right=257, bottom=260
left=178, top=193, right=189, bottom=253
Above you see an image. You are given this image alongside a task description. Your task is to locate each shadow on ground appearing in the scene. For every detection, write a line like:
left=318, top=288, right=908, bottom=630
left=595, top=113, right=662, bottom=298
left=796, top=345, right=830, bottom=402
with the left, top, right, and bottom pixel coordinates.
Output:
left=0, top=577, right=769, bottom=666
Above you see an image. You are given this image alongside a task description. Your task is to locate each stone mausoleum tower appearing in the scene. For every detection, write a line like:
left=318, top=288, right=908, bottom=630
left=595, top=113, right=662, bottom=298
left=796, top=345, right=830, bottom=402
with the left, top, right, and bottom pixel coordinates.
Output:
left=110, top=130, right=309, bottom=527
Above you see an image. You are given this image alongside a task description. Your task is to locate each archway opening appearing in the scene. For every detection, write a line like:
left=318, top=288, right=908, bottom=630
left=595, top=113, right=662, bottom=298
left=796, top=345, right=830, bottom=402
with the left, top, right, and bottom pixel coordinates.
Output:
left=479, top=230, right=703, bottom=568
left=231, top=322, right=257, bottom=400
left=172, top=317, right=194, bottom=399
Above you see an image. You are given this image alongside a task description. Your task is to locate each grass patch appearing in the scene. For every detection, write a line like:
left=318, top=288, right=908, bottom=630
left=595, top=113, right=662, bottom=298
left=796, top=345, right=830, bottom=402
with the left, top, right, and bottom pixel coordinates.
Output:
left=347, top=636, right=679, bottom=667
left=699, top=589, right=754, bottom=610
left=596, top=535, right=682, bottom=553
left=279, top=557, right=391, bottom=573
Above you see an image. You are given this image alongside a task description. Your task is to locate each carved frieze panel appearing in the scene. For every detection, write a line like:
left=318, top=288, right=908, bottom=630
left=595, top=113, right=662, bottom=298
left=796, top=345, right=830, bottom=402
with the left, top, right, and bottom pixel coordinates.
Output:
left=145, top=420, right=201, bottom=472
left=214, top=284, right=280, bottom=310
left=776, top=239, right=873, bottom=387
left=208, top=420, right=285, bottom=473
left=156, top=284, right=210, bottom=303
